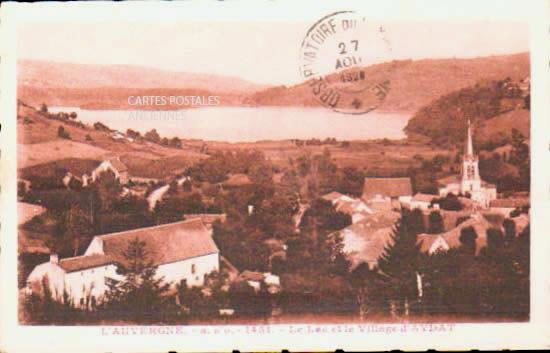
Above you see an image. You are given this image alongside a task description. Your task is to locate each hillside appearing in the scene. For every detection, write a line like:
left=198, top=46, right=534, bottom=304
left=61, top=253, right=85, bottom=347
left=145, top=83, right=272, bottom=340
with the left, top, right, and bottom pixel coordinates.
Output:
left=246, top=53, right=529, bottom=112
left=19, top=60, right=268, bottom=93
left=18, top=60, right=269, bottom=109
left=19, top=54, right=528, bottom=113
left=476, top=109, right=530, bottom=148
left=17, top=101, right=209, bottom=175
left=404, top=77, right=530, bottom=146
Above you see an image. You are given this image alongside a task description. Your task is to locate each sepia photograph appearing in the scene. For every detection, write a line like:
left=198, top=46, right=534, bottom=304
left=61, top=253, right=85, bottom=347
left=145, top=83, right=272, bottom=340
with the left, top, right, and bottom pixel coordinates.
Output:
left=13, top=16, right=533, bottom=327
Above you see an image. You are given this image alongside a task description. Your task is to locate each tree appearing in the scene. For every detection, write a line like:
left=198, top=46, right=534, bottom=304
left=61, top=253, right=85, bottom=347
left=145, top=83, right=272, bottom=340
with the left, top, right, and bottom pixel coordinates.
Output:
left=144, top=129, right=161, bottom=144
left=153, top=197, right=186, bottom=224
left=69, top=112, right=77, bottom=120
left=102, top=238, right=171, bottom=322
left=64, top=205, right=93, bottom=256
left=299, top=198, right=351, bottom=235
left=503, top=218, right=517, bottom=242
left=57, top=126, right=70, bottom=139
left=249, top=162, right=274, bottom=186
left=40, top=103, right=48, bottom=113
left=170, top=137, right=183, bottom=149
left=377, top=215, right=423, bottom=314
left=350, top=263, right=387, bottom=319
left=92, top=169, right=122, bottom=214
left=428, top=211, right=444, bottom=234
left=459, top=226, right=478, bottom=255
left=431, top=193, right=463, bottom=211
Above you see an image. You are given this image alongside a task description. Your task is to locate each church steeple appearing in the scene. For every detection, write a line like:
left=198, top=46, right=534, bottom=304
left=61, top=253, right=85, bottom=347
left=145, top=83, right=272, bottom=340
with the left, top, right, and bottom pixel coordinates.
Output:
left=465, top=119, right=474, bottom=156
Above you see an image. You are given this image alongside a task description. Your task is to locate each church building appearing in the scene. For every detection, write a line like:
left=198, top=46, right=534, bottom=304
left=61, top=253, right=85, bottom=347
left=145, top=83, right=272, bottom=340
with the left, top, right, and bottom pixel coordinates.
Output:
left=438, top=120, right=497, bottom=208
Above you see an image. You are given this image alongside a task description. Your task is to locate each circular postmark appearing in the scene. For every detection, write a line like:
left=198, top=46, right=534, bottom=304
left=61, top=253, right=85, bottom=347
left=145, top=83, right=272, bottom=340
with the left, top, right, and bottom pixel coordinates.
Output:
left=299, top=11, right=393, bottom=114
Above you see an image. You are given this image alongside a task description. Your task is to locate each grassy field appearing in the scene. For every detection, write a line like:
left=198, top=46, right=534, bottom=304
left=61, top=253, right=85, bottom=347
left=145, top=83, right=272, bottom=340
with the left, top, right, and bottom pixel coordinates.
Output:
left=17, top=103, right=210, bottom=172
left=185, top=139, right=452, bottom=173
left=18, top=141, right=108, bottom=169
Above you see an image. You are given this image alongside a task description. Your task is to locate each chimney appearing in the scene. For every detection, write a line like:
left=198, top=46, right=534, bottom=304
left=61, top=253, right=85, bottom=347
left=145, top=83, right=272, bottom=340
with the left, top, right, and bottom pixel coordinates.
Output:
left=50, top=254, right=59, bottom=264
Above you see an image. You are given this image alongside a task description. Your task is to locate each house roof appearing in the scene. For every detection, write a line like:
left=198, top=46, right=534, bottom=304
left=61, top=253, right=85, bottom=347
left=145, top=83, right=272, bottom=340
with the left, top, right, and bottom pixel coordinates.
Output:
left=339, top=210, right=400, bottom=266
left=322, top=191, right=346, bottom=202
left=239, top=270, right=265, bottom=282
left=98, top=218, right=218, bottom=265
left=362, top=177, right=412, bottom=199
left=335, top=200, right=372, bottom=215
left=437, top=174, right=461, bottom=186
left=417, top=214, right=493, bottom=255
left=58, top=218, right=218, bottom=273
left=412, top=193, right=437, bottom=203
left=59, top=254, right=116, bottom=272
left=490, top=198, right=530, bottom=208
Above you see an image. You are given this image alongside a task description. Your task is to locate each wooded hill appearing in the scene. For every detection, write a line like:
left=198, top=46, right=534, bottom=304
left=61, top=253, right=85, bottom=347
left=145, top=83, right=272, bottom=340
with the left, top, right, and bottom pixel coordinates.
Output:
left=404, top=77, right=530, bottom=147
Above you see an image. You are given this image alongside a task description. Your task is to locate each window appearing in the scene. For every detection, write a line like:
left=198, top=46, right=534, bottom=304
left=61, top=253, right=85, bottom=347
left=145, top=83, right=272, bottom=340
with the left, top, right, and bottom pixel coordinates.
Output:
left=191, top=264, right=196, bottom=274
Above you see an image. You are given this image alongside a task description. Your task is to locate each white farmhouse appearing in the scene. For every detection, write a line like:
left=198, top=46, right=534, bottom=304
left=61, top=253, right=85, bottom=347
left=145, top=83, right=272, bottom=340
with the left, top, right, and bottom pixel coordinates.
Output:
left=91, top=157, right=129, bottom=184
left=26, top=218, right=219, bottom=308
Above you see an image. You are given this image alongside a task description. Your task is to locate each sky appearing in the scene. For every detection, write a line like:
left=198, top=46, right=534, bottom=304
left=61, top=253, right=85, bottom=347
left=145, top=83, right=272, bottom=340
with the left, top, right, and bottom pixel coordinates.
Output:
left=18, top=21, right=529, bottom=85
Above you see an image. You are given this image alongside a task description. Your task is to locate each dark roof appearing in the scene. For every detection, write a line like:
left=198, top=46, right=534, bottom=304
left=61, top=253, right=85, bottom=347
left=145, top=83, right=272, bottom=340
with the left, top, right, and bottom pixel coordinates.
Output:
left=58, top=219, right=218, bottom=272
left=99, top=218, right=218, bottom=266
left=362, top=177, right=412, bottom=199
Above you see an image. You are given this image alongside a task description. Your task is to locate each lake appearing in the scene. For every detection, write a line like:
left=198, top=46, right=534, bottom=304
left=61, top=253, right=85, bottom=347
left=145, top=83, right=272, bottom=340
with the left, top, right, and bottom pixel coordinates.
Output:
left=49, top=106, right=410, bottom=143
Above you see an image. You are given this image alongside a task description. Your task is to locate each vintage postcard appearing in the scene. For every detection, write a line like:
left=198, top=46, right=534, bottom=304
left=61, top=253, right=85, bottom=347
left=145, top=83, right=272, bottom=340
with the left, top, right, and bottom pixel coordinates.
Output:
left=1, top=0, right=549, bottom=352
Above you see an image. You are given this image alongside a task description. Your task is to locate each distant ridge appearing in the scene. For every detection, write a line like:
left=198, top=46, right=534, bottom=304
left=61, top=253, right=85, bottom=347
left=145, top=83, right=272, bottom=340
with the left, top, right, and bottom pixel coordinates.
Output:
left=18, top=53, right=529, bottom=113
left=18, top=59, right=269, bottom=94
left=245, top=52, right=530, bottom=113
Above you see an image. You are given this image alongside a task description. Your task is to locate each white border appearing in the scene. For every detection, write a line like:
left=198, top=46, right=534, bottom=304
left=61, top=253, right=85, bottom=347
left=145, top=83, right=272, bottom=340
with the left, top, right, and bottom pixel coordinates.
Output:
left=1, top=1, right=549, bottom=352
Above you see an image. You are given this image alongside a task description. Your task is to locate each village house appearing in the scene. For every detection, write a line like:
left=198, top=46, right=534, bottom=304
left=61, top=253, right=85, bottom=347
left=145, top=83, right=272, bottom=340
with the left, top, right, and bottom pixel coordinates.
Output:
left=322, top=192, right=373, bottom=223
left=336, top=210, right=401, bottom=269
left=91, top=157, right=129, bottom=185
left=26, top=218, right=219, bottom=308
left=402, top=193, right=439, bottom=211
left=361, top=177, right=412, bottom=210
left=438, top=120, right=497, bottom=208
left=417, top=213, right=494, bottom=255
left=489, top=198, right=530, bottom=217
left=56, top=157, right=129, bottom=188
